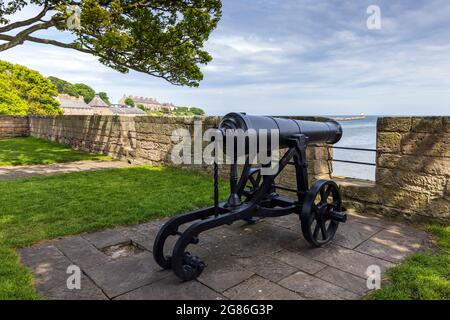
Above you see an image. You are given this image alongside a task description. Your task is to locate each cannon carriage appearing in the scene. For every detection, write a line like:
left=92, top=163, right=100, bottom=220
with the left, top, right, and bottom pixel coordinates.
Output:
left=153, top=113, right=348, bottom=281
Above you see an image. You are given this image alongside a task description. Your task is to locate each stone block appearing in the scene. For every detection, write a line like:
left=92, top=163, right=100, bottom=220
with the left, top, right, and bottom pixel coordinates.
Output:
left=421, top=197, right=450, bottom=219
left=377, top=154, right=450, bottom=176
left=340, top=184, right=381, bottom=204
left=376, top=168, right=446, bottom=194
left=380, top=186, right=430, bottom=210
left=412, top=117, right=443, bottom=133
left=377, top=132, right=402, bottom=153
left=401, top=133, right=450, bottom=157
left=443, top=117, right=450, bottom=133
left=377, top=117, right=411, bottom=132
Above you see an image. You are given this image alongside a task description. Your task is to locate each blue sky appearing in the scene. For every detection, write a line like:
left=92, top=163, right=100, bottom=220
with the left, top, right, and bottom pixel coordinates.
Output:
left=1, top=0, right=450, bottom=115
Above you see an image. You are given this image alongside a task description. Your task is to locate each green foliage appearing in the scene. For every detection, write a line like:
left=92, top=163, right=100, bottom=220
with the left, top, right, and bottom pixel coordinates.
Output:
left=0, top=137, right=111, bottom=166
left=1, top=1, right=222, bottom=87
left=136, top=104, right=145, bottom=111
left=49, top=76, right=107, bottom=104
left=72, top=83, right=95, bottom=103
left=0, top=165, right=228, bottom=299
left=189, top=107, right=205, bottom=115
left=0, top=60, right=62, bottom=115
left=368, top=224, right=450, bottom=300
left=48, top=76, right=79, bottom=97
left=98, top=92, right=110, bottom=104
left=124, top=97, right=135, bottom=107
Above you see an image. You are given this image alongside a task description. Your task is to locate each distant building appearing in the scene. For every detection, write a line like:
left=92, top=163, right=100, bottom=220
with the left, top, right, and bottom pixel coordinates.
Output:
left=57, top=94, right=146, bottom=116
left=119, top=95, right=177, bottom=112
left=56, top=94, right=92, bottom=115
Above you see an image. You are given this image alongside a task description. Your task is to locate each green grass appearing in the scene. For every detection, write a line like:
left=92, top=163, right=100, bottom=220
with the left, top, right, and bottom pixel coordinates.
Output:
left=0, top=165, right=228, bottom=299
left=0, top=137, right=111, bottom=166
left=368, top=224, right=450, bottom=300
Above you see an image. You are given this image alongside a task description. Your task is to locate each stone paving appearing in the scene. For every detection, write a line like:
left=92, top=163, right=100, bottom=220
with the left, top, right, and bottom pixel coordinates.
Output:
left=0, top=160, right=133, bottom=180
left=19, top=213, right=432, bottom=300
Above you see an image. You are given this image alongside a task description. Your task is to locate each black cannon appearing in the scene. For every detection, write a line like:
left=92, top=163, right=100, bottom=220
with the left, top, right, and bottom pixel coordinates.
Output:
left=153, top=113, right=348, bottom=281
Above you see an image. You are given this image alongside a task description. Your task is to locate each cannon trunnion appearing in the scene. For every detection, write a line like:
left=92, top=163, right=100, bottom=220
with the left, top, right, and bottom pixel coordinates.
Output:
left=153, top=113, right=348, bottom=281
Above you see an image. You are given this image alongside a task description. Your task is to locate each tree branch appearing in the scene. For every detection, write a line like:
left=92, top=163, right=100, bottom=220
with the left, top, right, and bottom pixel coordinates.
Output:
left=0, top=5, right=51, bottom=33
left=0, top=17, right=62, bottom=51
left=0, top=33, right=92, bottom=54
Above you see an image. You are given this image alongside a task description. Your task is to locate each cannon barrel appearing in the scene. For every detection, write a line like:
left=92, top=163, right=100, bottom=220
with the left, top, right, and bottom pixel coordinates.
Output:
left=219, top=113, right=342, bottom=147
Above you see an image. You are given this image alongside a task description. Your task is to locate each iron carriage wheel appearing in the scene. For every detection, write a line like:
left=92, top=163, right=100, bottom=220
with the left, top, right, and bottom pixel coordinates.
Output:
left=301, top=179, right=342, bottom=247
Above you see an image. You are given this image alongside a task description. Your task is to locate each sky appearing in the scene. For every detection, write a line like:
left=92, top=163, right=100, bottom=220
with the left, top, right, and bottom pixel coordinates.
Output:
left=1, top=0, right=450, bottom=116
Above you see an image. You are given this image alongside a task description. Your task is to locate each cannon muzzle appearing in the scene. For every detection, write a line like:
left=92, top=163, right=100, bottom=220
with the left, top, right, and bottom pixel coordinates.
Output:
left=218, top=113, right=342, bottom=148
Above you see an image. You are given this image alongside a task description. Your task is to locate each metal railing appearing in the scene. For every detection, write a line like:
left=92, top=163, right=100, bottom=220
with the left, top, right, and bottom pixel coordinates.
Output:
left=331, top=146, right=377, bottom=166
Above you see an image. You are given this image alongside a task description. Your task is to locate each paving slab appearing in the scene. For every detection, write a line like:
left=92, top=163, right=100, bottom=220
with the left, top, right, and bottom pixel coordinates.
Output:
left=316, top=267, right=369, bottom=295
left=355, top=229, right=428, bottom=263
left=43, top=274, right=108, bottom=300
left=239, top=255, right=298, bottom=282
left=223, top=275, right=304, bottom=300
left=333, top=222, right=382, bottom=249
left=82, top=228, right=131, bottom=249
left=278, top=271, right=359, bottom=300
left=116, top=277, right=225, bottom=300
left=301, top=244, right=394, bottom=278
left=84, top=251, right=170, bottom=298
left=197, top=257, right=254, bottom=293
left=273, top=249, right=326, bottom=274
left=55, top=236, right=110, bottom=269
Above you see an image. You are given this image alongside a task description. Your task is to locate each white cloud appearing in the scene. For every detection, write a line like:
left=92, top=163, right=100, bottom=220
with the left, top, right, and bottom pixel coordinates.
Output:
left=1, top=0, right=449, bottom=115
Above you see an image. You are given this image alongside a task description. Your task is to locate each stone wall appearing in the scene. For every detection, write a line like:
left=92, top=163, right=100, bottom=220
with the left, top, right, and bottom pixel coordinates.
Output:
left=27, top=115, right=332, bottom=182
left=0, top=116, right=29, bottom=139
left=3, top=114, right=447, bottom=222
left=339, top=117, right=449, bottom=222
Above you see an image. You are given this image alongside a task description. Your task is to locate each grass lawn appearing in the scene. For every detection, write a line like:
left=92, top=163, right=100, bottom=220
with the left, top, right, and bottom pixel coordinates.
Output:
left=0, top=137, right=111, bottom=166
left=368, top=224, right=450, bottom=300
left=0, top=165, right=228, bottom=299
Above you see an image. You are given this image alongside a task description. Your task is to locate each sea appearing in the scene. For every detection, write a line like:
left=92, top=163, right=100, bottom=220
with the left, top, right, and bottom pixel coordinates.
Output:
left=330, top=116, right=377, bottom=181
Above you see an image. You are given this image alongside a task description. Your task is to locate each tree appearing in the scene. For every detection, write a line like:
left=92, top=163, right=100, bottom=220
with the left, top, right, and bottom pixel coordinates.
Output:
left=189, top=107, right=205, bottom=115
left=0, top=60, right=62, bottom=115
left=48, top=76, right=79, bottom=97
left=73, top=83, right=95, bottom=103
left=124, top=97, right=135, bottom=107
left=0, top=1, right=222, bottom=87
left=137, top=104, right=145, bottom=111
left=98, top=92, right=110, bottom=104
